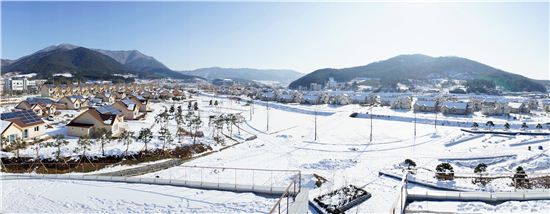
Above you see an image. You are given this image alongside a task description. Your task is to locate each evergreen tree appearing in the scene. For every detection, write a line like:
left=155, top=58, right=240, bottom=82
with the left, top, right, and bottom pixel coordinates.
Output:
left=138, top=128, right=153, bottom=152
left=49, top=134, right=69, bottom=160
left=119, top=130, right=135, bottom=157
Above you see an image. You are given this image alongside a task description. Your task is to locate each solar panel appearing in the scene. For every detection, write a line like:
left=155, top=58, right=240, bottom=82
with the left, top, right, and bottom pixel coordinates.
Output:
left=122, top=99, right=135, bottom=106
left=1, top=112, right=17, bottom=120
left=0, top=110, right=42, bottom=124
left=97, top=105, right=122, bottom=115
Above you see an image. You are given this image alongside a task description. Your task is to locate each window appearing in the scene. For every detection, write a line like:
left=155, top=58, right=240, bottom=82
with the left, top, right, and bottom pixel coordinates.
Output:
left=8, top=134, right=16, bottom=142
left=23, top=129, right=29, bottom=138
left=34, top=126, right=40, bottom=132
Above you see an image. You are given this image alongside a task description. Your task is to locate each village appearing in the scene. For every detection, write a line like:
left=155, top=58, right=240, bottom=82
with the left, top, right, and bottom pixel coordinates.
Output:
left=1, top=77, right=550, bottom=213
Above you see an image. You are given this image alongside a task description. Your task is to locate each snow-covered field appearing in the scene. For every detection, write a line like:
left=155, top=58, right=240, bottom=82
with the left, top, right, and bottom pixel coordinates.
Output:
left=0, top=178, right=277, bottom=213
left=2, top=93, right=549, bottom=213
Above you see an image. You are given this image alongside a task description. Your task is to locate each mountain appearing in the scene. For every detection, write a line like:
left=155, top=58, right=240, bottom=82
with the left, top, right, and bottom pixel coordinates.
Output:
left=35, top=43, right=169, bottom=71
left=180, top=67, right=303, bottom=86
left=1, top=59, right=14, bottom=67
left=93, top=49, right=169, bottom=71
left=1, top=44, right=197, bottom=80
left=4, top=47, right=130, bottom=79
left=289, top=54, right=546, bottom=92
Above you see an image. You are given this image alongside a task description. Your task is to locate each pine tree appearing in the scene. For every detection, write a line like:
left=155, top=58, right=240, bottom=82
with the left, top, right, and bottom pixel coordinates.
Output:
left=158, top=127, right=173, bottom=151
left=138, top=128, right=153, bottom=152
left=75, top=135, right=92, bottom=160
left=119, top=130, right=135, bottom=157
left=49, top=134, right=69, bottom=160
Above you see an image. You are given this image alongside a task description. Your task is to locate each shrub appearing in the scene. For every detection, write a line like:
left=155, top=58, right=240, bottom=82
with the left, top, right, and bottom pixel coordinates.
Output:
left=474, top=163, right=487, bottom=174
left=513, top=166, right=529, bottom=188
left=349, top=112, right=358, bottom=118
left=435, top=163, right=454, bottom=181
left=472, top=163, right=489, bottom=186
left=403, top=159, right=417, bottom=170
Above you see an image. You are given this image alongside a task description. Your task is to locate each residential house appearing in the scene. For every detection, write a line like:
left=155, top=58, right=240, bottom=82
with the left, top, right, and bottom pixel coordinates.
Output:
left=1, top=110, right=46, bottom=142
left=441, top=101, right=470, bottom=115
left=390, top=96, right=412, bottom=110
left=58, top=95, right=87, bottom=110
left=128, top=95, right=150, bottom=113
left=112, top=99, right=140, bottom=120
left=15, top=97, right=57, bottom=117
left=159, top=90, right=174, bottom=100
left=508, top=102, right=530, bottom=114
left=481, top=98, right=510, bottom=116
left=260, top=91, right=279, bottom=102
left=414, top=100, right=437, bottom=112
left=66, top=107, right=124, bottom=137
left=350, top=93, right=370, bottom=105
left=96, top=92, right=116, bottom=103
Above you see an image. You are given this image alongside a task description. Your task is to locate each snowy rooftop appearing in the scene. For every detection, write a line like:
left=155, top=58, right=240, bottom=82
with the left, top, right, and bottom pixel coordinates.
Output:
left=441, top=101, right=468, bottom=109
left=0, top=120, right=11, bottom=133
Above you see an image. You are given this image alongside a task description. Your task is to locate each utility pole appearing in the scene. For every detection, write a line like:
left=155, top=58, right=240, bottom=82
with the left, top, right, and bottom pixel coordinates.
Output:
left=434, top=110, right=438, bottom=130
left=249, top=100, right=253, bottom=121
left=370, top=107, right=373, bottom=142
left=266, top=100, right=270, bottom=132
left=314, top=108, right=318, bottom=141
left=414, top=110, right=417, bottom=137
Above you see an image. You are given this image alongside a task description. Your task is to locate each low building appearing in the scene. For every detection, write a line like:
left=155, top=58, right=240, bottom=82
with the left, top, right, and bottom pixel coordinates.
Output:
left=112, top=99, right=140, bottom=120
left=481, top=99, right=510, bottom=116
left=128, top=95, right=150, bottom=112
left=350, top=93, right=370, bottom=104
left=15, top=98, right=57, bottom=117
left=1, top=110, right=46, bottom=142
left=414, top=100, right=437, bottom=112
left=441, top=101, right=470, bottom=115
left=96, top=92, right=116, bottom=103
left=58, top=95, right=87, bottom=110
left=508, top=102, right=530, bottom=114
left=66, top=107, right=124, bottom=137
left=390, top=96, right=412, bottom=110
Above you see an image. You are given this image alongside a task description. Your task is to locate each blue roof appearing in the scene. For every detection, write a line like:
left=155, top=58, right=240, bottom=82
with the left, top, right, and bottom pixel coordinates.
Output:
left=96, top=105, right=122, bottom=115
left=1, top=110, right=43, bottom=124
left=26, top=97, right=55, bottom=105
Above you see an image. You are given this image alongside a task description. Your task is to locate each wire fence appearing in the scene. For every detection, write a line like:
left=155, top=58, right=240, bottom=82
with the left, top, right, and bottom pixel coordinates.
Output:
left=154, top=165, right=301, bottom=195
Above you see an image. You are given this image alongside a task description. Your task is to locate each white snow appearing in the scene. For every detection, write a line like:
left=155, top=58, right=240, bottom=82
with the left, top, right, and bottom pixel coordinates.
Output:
left=2, top=92, right=549, bottom=212
left=0, top=178, right=277, bottom=213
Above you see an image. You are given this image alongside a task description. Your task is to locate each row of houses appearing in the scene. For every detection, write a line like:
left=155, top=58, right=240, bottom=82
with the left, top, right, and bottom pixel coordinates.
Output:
left=39, top=82, right=180, bottom=99
left=253, top=90, right=549, bottom=116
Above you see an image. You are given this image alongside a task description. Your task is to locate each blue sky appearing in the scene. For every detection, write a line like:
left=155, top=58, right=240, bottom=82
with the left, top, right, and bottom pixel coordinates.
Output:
left=1, top=1, right=548, bottom=80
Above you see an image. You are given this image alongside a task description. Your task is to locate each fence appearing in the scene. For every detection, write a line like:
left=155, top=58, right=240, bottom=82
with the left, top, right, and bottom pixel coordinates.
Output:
left=390, top=172, right=409, bottom=214
left=154, top=165, right=301, bottom=195
left=268, top=177, right=301, bottom=214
